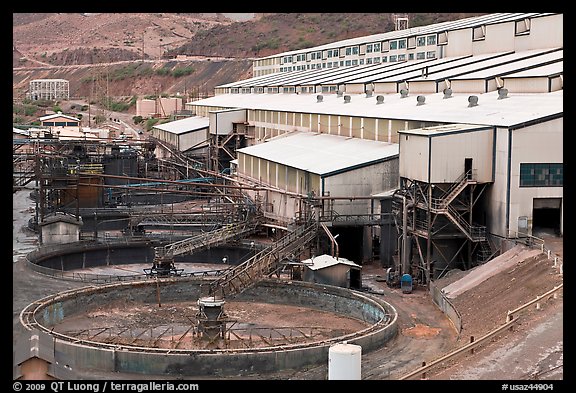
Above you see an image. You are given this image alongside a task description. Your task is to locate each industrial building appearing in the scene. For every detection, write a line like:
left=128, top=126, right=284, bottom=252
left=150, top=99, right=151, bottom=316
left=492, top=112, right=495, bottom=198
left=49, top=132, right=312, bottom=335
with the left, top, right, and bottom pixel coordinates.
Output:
left=186, top=11, right=563, bottom=282
left=250, top=13, right=562, bottom=77
left=27, top=79, right=70, bottom=101
left=13, top=12, right=563, bottom=379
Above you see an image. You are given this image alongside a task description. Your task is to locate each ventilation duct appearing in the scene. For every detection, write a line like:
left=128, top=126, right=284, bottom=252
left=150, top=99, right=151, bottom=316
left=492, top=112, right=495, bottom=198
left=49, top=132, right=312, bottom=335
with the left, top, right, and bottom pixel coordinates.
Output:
left=416, top=95, right=426, bottom=105
left=343, top=95, right=351, bottom=103
left=376, top=95, right=385, bottom=104
left=468, top=95, right=479, bottom=107
left=443, top=88, right=453, bottom=99
left=365, top=84, right=374, bottom=97
left=317, top=94, right=324, bottom=103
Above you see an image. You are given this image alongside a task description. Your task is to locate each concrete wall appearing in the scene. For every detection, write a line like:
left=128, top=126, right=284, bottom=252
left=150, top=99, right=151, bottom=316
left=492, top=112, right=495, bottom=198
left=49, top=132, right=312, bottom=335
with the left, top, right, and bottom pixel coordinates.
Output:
left=23, top=279, right=398, bottom=377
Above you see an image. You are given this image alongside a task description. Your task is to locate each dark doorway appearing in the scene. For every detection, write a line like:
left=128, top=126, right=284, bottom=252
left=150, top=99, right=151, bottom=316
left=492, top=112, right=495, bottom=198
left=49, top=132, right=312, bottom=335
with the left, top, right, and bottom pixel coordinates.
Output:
left=465, top=158, right=473, bottom=179
left=532, top=198, right=562, bottom=236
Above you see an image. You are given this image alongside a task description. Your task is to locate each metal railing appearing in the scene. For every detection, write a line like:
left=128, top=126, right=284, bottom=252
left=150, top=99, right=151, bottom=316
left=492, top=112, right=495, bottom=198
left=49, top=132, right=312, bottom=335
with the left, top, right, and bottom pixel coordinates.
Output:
left=208, top=221, right=318, bottom=298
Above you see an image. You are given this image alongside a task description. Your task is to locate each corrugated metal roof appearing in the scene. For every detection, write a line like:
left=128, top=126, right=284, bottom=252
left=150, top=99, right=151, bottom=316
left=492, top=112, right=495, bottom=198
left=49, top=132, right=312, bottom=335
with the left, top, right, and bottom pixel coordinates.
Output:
left=188, top=89, right=562, bottom=128
left=301, top=254, right=361, bottom=271
left=152, top=116, right=209, bottom=134
left=397, top=123, right=489, bottom=136
left=415, top=48, right=563, bottom=82
left=237, top=131, right=398, bottom=176
left=498, top=61, right=563, bottom=79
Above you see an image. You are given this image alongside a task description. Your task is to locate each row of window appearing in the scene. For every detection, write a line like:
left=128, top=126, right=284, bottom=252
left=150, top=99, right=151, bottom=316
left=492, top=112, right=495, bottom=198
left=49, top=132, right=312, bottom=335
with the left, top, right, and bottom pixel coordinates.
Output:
left=519, top=163, right=563, bottom=187
left=263, top=18, right=535, bottom=74
left=281, top=35, right=438, bottom=65
left=279, top=51, right=437, bottom=72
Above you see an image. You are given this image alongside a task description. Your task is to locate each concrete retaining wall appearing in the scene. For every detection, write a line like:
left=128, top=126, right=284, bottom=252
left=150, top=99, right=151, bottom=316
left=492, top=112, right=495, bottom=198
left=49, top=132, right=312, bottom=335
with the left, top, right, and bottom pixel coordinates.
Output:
left=25, top=278, right=398, bottom=377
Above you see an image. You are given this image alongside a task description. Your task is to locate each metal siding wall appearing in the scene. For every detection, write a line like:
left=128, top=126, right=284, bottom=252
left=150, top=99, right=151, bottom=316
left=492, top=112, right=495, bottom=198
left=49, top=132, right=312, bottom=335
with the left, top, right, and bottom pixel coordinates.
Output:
left=373, top=82, right=397, bottom=94
left=443, top=28, right=474, bottom=57
left=504, top=78, right=550, bottom=93
left=345, top=84, right=364, bottom=94
left=399, top=134, right=429, bottom=182
left=450, top=79, right=488, bottom=94
left=515, top=14, right=563, bottom=52
left=329, top=115, right=339, bottom=135
left=389, top=119, right=405, bottom=143
left=287, top=167, right=297, bottom=193
left=340, top=116, right=351, bottom=137
left=429, top=130, right=493, bottom=183
left=311, top=114, right=319, bottom=132
left=324, top=159, right=399, bottom=216
left=363, top=118, right=376, bottom=141
left=351, top=117, right=362, bottom=138
left=508, top=119, right=563, bottom=234
left=407, top=81, right=436, bottom=94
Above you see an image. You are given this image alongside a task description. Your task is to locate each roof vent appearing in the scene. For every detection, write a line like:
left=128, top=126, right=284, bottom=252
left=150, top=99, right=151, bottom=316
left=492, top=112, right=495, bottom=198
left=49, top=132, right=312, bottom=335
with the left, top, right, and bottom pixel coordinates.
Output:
left=337, top=91, right=343, bottom=97
left=443, top=88, right=453, bottom=99
left=376, top=95, right=385, bottom=104
left=343, top=95, right=351, bottom=103
left=416, top=95, right=426, bottom=106
left=316, top=94, right=323, bottom=103
left=400, top=89, right=409, bottom=98
left=497, top=88, right=509, bottom=99
left=468, top=95, right=479, bottom=107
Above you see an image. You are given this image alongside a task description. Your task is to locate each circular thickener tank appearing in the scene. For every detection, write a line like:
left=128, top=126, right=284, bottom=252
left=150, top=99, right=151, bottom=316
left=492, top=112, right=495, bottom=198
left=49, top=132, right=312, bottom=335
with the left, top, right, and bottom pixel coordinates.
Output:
left=328, top=342, right=362, bottom=380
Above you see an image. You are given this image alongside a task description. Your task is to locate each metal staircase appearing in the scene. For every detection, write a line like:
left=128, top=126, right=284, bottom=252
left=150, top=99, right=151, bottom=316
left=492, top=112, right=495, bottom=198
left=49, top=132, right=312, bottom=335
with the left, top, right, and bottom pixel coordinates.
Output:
left=145, top=220, right=259, bottom=276
left=207, top=221, right=318, bottom=299
left=435, top=170, right=476, bottom=209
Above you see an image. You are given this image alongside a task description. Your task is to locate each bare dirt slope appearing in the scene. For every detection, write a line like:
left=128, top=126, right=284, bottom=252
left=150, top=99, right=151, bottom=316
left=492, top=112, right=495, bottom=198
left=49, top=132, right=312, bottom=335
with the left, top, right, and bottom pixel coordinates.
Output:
left=13, top=13, right=232, bottom=66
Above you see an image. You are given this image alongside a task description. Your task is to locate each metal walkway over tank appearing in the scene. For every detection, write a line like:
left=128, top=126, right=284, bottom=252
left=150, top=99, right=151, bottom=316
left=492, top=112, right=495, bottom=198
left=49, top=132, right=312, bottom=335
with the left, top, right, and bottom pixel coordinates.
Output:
left=145, top=220, right=259, bottom=276
left=207, top=221, right=318, bottom=299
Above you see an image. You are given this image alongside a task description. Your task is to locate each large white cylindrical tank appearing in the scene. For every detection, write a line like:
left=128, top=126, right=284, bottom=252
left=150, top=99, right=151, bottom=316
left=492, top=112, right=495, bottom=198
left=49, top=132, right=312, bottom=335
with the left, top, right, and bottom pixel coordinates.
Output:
left=328, top=342, right=362, bottom=380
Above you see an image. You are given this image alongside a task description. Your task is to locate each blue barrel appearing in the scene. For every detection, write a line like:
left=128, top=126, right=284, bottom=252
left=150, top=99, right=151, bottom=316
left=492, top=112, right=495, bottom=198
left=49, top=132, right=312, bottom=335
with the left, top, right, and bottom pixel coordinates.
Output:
left=400, top=274, right=413, bottom=293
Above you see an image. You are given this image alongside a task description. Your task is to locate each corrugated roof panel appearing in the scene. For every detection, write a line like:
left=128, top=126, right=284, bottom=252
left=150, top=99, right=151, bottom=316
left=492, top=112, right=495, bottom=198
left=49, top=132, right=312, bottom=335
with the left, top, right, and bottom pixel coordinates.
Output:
left=501, top=62, right=563, bottom=78
left=301, top=254, right=361, bottom=271
left=237, top=131, right=398, bottom=176
left=152, top=116, right=209, bottom=134
left=437, top=48, right=563, bottom=81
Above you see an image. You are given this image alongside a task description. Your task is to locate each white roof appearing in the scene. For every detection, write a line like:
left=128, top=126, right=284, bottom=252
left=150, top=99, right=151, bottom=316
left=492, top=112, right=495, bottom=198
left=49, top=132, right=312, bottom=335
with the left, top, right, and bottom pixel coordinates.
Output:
left=434, top=48, right=562, bottom=81
left=398, top=123, right=490, bottom=137
left=39, top=113, right=80, bottom=122
left=152, top=116, right=209, bottom=134
left=13, top=127, right=29, bottom=136
left=189, top=89, right=562, bottom=128
left=501, top=62, right=563, bottom=79
left=237, top=131, right=398, bottom=176
left=301, top=254, right=361, bottom=271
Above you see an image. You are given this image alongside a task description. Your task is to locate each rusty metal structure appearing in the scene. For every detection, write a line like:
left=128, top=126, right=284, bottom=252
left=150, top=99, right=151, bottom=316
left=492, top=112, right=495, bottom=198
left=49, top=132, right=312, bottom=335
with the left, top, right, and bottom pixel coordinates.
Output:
left=391, top=169, right=495, bottom=285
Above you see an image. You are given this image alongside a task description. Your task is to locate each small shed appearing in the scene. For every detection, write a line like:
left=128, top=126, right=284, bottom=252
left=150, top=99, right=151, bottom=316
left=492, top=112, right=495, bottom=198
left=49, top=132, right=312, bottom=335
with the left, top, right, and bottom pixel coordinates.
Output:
left=40, top=212, right=83, bottom=245
left=301, top=254, right=362, bottom=289
left=13, top=329, right=75, bottom=380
